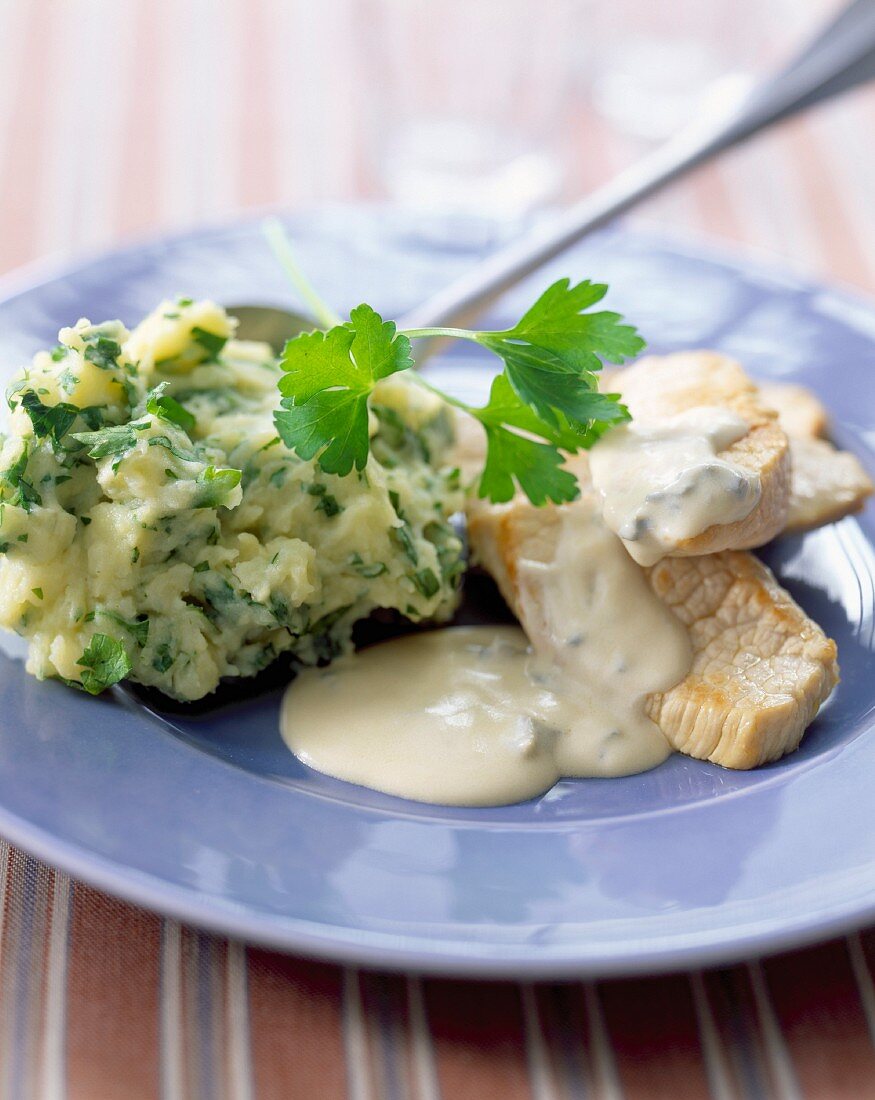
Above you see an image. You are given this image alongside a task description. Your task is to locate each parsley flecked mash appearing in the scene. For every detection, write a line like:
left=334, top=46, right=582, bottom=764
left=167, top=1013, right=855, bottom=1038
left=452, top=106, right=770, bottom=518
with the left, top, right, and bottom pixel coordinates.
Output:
left=0, top=299, right=464, bottom=700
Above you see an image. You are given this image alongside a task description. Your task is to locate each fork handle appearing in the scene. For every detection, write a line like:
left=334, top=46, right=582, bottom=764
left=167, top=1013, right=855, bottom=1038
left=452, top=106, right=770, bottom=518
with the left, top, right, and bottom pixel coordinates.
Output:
left=399, top=0, right=875, bottom=332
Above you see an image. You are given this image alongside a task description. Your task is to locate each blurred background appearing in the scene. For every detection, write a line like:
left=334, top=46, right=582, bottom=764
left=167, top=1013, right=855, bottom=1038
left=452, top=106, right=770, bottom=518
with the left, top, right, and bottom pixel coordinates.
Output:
left=0, top=0, right=872, bottom=288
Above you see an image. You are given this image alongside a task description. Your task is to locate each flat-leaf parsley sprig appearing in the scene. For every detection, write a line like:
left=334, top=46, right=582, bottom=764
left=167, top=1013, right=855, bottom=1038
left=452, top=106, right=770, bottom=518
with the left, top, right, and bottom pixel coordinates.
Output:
left=266, top=221, right=644, bottom=506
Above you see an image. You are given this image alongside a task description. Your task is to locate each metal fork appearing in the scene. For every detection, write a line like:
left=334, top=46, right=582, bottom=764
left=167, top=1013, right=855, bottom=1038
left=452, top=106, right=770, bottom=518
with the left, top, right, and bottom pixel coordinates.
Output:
left=232, top=0, right=875, bottom=346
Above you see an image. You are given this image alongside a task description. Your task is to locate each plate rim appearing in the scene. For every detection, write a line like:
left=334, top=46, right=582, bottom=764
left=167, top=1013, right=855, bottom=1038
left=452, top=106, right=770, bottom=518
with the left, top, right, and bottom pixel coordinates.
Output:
left=5, top=199, right=875, bottom=327
left=1, top=798, right=872, bottom=978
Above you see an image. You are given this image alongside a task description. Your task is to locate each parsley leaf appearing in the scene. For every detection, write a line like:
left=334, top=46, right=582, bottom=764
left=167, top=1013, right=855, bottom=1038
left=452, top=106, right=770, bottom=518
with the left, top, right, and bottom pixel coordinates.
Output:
left=20, top=391, right=79, bottom=446
left=97, top=610, right=149, bottom=648
left=306, top=483, right=342, bottom=516
left=265, top=223, right=642, bottom=506
left=73, top=421, right=148, bottom=460
left=275, top=304, right=412, bottom=475
left=83, top=335, right=123, bottom=371
left=146, top=382, right=196, bottom=432
left=489, top=278, right=644, bottom=367
left=275, top=388, right=369, bottom=476
left=153, top=643, right=174, bottom=673
left=191, top=327, right=227, bottom=361
left=410, top=567, right=440, bottom=599
left=460, top=375, right=578, bottom=503
left=462, top=371, right=631, bottom=505
left=468, top=279, right=642, bottom=429
left=2, top=447, right=42, bottom=511
left=77, top=406, right=106, bottom=430
left=479, top=424, right=578, bottom=505
left=349, top=553, right=387, bottom=578
left=76, top=633, right=131, bottom=694
left=195, top=465, right=242, bottom=508
left=147, top=435, right=198, bottom=462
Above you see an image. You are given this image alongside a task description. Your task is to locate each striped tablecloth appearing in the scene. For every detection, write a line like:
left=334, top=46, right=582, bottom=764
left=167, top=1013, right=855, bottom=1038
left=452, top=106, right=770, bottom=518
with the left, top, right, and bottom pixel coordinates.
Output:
left=1, top=1, right=875, bottom=1096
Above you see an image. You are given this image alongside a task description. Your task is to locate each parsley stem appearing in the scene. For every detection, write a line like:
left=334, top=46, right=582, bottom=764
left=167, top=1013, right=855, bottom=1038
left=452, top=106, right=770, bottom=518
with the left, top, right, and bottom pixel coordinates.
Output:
left=262, top=217, right=343, bottom=329
left=400, top=327, right=477, bottom=342
left=406, top=371, right=473, bottom=415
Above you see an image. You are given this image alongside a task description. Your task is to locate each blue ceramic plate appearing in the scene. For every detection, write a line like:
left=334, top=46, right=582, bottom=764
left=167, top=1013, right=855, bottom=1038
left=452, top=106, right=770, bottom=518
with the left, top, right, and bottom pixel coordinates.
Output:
left=0, top=208, right=872, bottom=977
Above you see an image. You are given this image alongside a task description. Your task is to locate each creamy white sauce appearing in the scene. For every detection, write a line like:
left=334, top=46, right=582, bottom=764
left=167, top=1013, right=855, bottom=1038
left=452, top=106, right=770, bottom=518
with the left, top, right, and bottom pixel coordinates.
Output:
left=588, top=406, right=761, bottom=566
left=281, top=498, right=692, bottom=806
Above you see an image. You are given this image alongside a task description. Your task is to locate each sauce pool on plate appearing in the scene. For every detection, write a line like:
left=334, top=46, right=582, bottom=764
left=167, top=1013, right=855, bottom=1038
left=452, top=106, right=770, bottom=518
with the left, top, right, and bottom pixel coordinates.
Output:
left=281, top=497, right=693, bottom=806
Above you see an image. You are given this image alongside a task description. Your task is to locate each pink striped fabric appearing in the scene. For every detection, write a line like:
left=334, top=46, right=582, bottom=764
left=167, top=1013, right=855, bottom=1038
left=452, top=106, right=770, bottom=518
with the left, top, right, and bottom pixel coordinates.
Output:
left=0, top=1, right=874, bottom=1096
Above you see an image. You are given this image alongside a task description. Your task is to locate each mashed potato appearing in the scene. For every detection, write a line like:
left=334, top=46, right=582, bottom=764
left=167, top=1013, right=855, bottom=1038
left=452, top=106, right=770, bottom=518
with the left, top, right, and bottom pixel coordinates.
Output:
left=0, top=298, right=464, bottom=700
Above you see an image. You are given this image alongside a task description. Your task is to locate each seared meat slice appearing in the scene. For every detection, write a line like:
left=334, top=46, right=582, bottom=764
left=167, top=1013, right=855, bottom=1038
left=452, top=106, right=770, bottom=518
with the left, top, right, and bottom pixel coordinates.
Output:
left=468, top=495, right=838, bottom=770
left=608, top=351, right=791, bottom=556
left=784, top=435, right=873, bottom=532
left=758, top=381, right=830, bottom=438
left=645, top=549, right=838, bottom=767
left=757, top=379, right=873, bottom=531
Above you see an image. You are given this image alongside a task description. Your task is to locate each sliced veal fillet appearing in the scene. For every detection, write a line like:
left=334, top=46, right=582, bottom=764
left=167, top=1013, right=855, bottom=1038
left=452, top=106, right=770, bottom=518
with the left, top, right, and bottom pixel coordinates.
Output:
left=784, top=435, right=874, bottom=532
left=468, top=495, right=839, bottom=770
left=756, top=379, right=873, bottom=532
left=609, top=351, right=791, bottom=556
left=451, top=359, right=872, bottom=540
left=758, top=381, right=830, bottom=438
